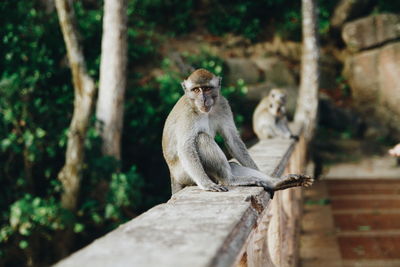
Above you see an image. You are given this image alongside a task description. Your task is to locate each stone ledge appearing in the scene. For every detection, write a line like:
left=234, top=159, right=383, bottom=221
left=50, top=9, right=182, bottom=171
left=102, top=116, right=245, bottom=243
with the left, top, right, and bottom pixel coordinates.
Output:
left=54, top=127, right=300, bottom=267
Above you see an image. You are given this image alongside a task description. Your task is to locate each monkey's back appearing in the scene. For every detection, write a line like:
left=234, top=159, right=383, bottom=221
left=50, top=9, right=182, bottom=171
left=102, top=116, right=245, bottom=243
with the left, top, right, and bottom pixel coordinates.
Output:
left=253, top=97, right=275, bottom=139
left=162, top=96, right=195, bottom=168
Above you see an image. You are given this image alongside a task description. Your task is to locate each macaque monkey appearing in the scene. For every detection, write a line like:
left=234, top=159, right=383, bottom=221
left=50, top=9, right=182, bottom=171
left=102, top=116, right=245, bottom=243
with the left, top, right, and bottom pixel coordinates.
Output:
left=162, top=69, right=312, bottom=195
left=253, top=89, right=298, bottom=140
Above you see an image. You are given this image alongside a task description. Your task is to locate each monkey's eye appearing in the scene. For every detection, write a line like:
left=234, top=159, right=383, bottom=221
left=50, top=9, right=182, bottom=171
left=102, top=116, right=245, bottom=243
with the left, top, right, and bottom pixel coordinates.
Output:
left=192, top=88, right=200, bottom=93
left=202, top=86, right=213, bottom=92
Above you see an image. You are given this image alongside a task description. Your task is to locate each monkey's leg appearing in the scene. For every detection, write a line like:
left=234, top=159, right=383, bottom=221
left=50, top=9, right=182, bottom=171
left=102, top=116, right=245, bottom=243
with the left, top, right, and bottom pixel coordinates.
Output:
left=228, top=162, right=275, bottom=189
left=195, top=133, right=314, bottom=194
left=196, top=133, right=229, bottom=192
left=171, top=178, right=184, bottom=195
left=228, top=162, right=314, bottom=197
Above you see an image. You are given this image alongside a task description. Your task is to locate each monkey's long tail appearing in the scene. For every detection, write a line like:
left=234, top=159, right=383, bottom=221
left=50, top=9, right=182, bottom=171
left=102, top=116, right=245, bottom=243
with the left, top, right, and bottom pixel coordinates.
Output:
left=274, top=174, right=314, bottom=191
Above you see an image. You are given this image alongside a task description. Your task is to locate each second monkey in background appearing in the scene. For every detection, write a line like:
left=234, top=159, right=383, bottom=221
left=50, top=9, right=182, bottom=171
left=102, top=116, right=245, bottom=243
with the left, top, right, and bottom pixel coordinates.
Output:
left=253, top=89, right=298, bottom=140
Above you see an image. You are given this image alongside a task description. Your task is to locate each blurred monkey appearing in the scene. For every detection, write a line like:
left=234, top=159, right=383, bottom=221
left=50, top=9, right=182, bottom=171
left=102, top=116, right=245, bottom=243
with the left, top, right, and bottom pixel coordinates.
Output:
left=253, top=89, right=298, bottom=140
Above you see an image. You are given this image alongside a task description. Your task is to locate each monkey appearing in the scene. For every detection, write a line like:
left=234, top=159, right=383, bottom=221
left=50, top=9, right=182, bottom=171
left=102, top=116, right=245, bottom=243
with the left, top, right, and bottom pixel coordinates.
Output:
left=253, top=89, right=298, bottom=140
left=162, top=69, right=313, bottom=195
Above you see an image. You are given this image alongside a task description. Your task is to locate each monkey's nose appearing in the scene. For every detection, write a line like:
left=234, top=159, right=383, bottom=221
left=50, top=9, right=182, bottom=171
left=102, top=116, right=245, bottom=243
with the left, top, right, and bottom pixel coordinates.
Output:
left=202, top=95, right=208, bottom=104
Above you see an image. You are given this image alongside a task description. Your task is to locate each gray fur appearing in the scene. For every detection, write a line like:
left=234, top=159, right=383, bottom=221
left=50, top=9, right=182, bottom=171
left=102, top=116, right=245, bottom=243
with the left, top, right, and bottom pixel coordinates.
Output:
left=162, top=71, right=312, bottom=194
left=253, top=89, right=296, bottom=140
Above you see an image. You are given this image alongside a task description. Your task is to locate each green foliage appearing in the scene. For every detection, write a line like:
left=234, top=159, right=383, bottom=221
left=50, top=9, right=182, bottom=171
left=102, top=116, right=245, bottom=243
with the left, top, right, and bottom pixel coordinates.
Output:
left=9, top=195, right=71, bottom=237
left=0, top=194, right=72, bottom=265
left=136, top=0, right=304, bottom=40
left=105, top=166, right=143, bottom=220
left=135, top=0, right=195, bottom=35
left=374, top=1, right=400, bottom=13
left=134, top=0, right=339, bottom=41
left=0, top=1, right=148, bottom=265
left=207, top=1, right=265, bottom=40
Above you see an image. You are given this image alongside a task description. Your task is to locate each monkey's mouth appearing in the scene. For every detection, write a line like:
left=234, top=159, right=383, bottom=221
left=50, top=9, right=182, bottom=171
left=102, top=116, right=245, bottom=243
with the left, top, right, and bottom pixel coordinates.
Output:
left=199, top=106, right=212, bottom=113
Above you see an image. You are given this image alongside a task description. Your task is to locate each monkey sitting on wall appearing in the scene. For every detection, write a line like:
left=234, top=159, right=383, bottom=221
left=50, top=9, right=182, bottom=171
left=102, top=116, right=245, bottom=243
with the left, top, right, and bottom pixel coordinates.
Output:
left=162, top=69, right=312, bottom=195
left=253, top=89, right=298, bottom=140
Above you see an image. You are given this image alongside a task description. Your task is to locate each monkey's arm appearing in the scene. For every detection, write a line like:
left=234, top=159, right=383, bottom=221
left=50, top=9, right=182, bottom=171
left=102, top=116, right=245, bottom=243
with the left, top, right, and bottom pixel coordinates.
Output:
left=178, top=137, right=228, bottom=192
left=277, top=118, right=298, bottom=140
left=276, top=118, right=292, bottom=138
left=220, top=120, right=259, bottom=171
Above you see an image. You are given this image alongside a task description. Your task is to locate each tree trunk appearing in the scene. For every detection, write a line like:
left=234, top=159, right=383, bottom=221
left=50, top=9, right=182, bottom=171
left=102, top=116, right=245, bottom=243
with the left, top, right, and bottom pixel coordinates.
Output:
left=55, top=0, right=96, bottom=211
left=96, top=0, right=128, bottom=160
left=295, top=0, right=320, bottom=141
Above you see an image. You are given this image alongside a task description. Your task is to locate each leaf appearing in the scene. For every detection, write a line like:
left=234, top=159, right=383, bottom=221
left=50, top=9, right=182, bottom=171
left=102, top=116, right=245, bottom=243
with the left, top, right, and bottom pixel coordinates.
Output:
left=19, top=240, right=29, bottom=249
left=73, top=223, right=84, bottom=233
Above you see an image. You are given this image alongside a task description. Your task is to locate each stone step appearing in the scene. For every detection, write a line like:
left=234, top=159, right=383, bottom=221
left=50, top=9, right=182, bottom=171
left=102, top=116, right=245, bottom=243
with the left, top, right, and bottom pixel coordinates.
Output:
left=332, top=209, right=400, bottom=214
left=327, top=180, right=400, bottom=195
left=337, top=234, right=400, bottom=259
left=329, top=187, right=400, bottom=195
left=300, top=181, right=343, bottom=267
left=343, top=259, right=400, bottom=267
left=331, top=197, right=400, bottom=210
left=327, top=179, right=400, bottom=187
left=302, top=179, right=400, bottom=266
left=337, top=230, right=400, bottom=237
left=333, top=213, right=400, bottom=231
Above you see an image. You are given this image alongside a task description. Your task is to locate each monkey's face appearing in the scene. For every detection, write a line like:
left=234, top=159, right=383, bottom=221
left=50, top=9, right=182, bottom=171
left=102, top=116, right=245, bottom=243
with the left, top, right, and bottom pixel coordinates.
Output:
left=186, top=86, right=219, bottom=113
left=268, top=101, right=285, bottom=118
left=269, top=89, right=287, bottom=105
left=182, top=69, right=221, bottom=113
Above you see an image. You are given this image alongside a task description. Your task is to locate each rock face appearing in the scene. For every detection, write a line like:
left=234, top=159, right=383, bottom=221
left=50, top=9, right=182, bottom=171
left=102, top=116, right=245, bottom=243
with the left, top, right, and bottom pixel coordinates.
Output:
left=225, top=56, right=298, bottom=88
left=252, top=57, right=297, bottom=87
left=343, top=13, right=400, bottom=138
left=342, top=13, right=400, bottom=52
left=225, top=58, right=261, bottom=84
left=344, top=41, right=400, bottom=137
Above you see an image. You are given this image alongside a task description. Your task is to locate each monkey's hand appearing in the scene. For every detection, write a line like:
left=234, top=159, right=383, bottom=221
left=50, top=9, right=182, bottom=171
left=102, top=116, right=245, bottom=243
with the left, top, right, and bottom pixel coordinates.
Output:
left=200, top=182, right=229, bottom=192
left=273, top=174, right=313, bottom=191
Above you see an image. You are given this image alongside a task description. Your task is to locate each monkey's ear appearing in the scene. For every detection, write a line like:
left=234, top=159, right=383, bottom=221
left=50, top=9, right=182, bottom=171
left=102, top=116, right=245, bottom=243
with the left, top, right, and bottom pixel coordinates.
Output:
left=181, top=81, right=187, bottom=92
left=209, top=75, right=221, bottom=89
left=182, top=79, right=195, bottom=92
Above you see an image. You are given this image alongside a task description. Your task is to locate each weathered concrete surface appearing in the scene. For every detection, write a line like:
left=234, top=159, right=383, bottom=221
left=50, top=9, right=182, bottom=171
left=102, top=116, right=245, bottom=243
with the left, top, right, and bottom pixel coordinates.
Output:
left=55, top=187, right=268, bottom=267
left=55, top=133, right=299, bottom=267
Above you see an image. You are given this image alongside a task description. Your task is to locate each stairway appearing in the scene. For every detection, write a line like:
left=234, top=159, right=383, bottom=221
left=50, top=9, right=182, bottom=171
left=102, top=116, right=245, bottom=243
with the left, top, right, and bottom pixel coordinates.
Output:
left=300, top=179, right=400, bottom=267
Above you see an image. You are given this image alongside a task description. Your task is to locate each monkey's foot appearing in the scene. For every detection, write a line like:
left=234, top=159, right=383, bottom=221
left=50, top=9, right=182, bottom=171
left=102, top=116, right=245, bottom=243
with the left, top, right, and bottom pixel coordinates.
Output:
left=202, top=183, right=229, bottom=192
left=274, top=174, right=314, bottom=191
left=290, top=135, right=299, bottom=141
